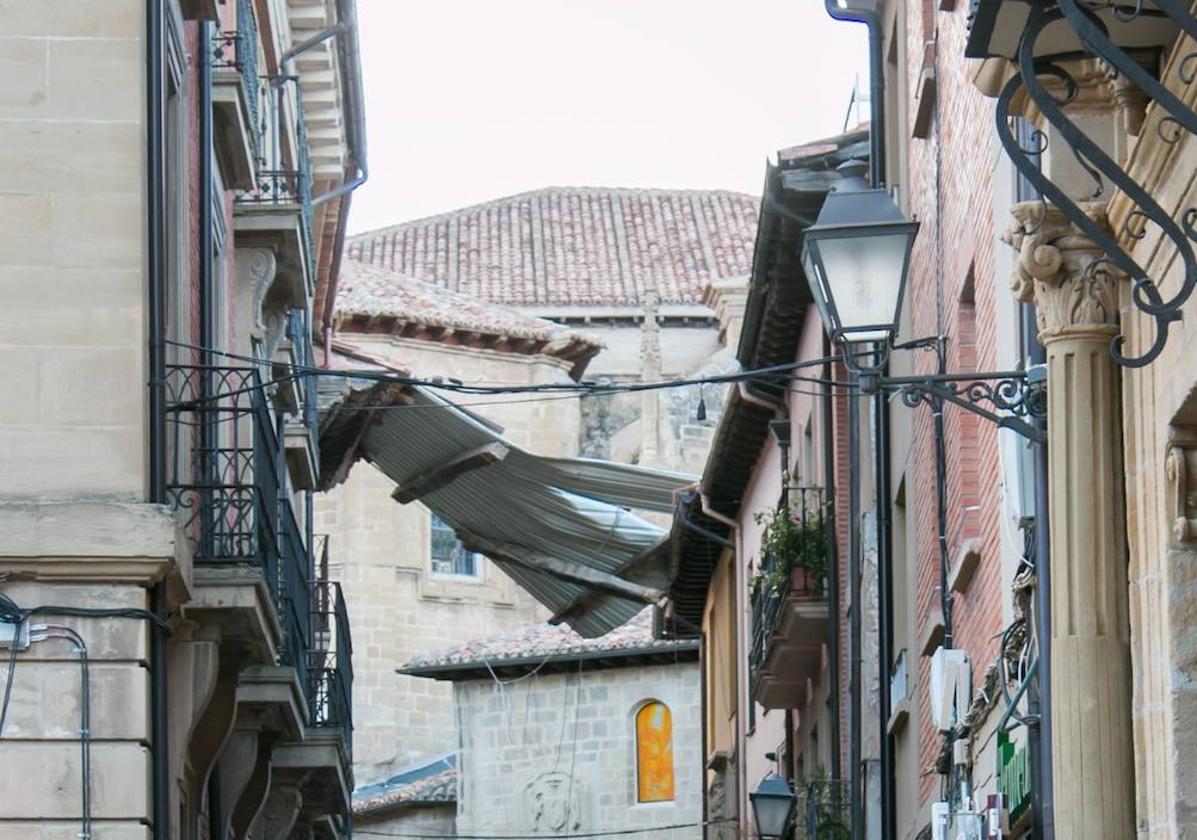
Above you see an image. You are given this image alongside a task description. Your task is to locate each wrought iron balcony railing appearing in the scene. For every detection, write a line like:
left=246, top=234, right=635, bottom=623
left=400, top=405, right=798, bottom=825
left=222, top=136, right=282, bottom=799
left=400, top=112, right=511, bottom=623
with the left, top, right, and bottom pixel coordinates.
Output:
left=235, top=78, right=317, bottom=277
left=310, top=565, right=353, bottom=750
left=164, top=364, right=312, bottom=679
left=286, top=307, right=321, bottom=468
left=748, top=487, right=828, bottom=681
left=210, top=0, right=261, bottom=147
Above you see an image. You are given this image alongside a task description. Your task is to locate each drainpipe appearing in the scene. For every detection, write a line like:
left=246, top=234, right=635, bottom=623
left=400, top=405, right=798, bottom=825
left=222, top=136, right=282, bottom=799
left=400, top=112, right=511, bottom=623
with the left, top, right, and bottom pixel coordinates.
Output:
left=822, top=334, right=843, bottom=784
left=824, top=0, right=885, bottom=188
left=699, top=493, right=744, bottom=835
left=278, top=0, right=368, bottom=364
left=145, top=3, right=170, bottom=839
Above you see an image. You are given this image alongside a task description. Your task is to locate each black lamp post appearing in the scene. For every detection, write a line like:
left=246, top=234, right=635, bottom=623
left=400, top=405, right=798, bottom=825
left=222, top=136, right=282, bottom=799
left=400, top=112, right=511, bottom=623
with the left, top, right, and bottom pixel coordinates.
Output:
left=750, top=773, right=797, bottom=840
left=800, top=161, right=1047, bottom=442
left=801, top=160, right=918, bottom=374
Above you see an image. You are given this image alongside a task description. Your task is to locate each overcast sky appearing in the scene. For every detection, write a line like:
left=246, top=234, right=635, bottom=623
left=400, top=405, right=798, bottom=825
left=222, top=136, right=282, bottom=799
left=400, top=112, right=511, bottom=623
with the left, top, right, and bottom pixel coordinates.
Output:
left=348, top=1, right=868, bottom=234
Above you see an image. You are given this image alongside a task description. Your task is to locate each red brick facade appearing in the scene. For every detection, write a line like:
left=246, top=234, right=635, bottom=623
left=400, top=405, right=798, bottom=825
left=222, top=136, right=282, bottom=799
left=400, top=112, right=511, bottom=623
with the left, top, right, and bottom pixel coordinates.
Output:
left=901, top=1, right=1007, bottom=804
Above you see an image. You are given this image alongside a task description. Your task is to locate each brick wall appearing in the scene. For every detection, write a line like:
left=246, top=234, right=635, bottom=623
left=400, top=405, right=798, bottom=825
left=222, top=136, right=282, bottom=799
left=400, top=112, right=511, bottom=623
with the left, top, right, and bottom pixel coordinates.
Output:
left=900, top=0, right=1007, bottom=808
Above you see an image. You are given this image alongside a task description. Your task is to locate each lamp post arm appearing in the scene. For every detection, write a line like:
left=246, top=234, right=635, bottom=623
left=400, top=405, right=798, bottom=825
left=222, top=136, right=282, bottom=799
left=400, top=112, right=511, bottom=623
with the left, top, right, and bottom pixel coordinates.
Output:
left=875, top=371, right=1046, bottom=444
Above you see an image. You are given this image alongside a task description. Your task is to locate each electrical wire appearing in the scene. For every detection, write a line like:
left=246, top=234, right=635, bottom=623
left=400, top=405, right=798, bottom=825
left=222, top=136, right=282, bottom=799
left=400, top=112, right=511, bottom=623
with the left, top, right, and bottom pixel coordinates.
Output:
left=163, top=338, right=854, bottom=399
left=42, top=625, right=91, bottom=840
left=352, top=818, right=738, bottom=839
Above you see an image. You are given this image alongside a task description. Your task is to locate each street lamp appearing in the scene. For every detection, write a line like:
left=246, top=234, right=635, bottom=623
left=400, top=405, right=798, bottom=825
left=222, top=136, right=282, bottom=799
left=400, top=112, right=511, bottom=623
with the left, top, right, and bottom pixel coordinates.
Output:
left=801, top=160, right=918, bottom=373
left=750, top=773, right=797, bottom=840
left=800, top=159, right=1046, bottom=442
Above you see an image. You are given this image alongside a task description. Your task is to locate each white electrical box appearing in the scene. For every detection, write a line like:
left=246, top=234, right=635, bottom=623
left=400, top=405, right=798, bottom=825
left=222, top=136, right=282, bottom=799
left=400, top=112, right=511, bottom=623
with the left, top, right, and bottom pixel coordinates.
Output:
left=929, top=646, right=971, bottom=732
left=0, top=619, right=29, bottom=651
left=932, top=802, right=951, bottom=840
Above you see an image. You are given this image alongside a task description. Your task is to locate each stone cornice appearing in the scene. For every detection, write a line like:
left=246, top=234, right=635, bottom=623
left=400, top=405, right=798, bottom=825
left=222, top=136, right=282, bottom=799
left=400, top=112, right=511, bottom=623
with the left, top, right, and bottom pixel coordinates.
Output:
left=0, top=500, right=190, bottom=603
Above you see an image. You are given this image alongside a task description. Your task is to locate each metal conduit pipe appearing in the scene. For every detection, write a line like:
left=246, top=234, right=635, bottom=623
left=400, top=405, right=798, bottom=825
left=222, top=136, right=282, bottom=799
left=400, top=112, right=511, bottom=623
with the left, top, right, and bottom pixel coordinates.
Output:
left=145, top=2, right=170, bottom=838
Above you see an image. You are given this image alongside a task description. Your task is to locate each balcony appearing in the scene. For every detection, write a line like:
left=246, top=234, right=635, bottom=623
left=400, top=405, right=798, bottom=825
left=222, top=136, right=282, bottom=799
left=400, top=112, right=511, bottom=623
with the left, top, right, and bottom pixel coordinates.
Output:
left=749, top=488, right=831, bottom=710
left=234, top=78, right=317, bottom=300
left=210, top=0, right=260, bottom=189
left=165, top=364, right=311, bottom=674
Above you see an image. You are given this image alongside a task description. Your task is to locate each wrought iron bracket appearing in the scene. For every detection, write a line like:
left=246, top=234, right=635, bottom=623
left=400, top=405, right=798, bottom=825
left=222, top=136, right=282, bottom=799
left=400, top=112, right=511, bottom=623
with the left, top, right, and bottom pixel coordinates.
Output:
left=861, top=369, right=1047, bottom=443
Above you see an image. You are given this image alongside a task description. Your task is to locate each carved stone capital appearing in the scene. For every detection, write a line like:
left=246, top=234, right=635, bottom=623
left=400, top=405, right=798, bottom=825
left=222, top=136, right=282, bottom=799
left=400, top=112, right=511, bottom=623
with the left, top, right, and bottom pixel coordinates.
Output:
left=1166, top=435, right=1197, bottom=547
left=1005, top=201, right=1120, bottom=339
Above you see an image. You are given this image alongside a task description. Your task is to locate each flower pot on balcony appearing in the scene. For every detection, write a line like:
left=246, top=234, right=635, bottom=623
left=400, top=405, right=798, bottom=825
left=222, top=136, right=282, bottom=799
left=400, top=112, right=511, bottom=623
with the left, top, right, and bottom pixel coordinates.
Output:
left=790, top=567, right=816, bottom=595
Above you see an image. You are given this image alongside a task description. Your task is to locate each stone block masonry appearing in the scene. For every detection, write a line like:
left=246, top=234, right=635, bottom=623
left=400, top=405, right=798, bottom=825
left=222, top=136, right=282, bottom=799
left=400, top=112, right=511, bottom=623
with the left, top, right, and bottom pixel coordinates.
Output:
left=454, top=662, right=703, bottom=839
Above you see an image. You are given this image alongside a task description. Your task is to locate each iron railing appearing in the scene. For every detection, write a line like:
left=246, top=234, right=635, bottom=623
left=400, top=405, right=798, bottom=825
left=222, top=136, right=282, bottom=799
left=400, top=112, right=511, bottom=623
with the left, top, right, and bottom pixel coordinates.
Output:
left=286, top=308, right=321, bottom=468
left=310, top=568, right=354, bottom=750
left=210, top=0, right=261, bottom=145
left=164, top=364, right=312, bottom=681
left=748, top=487, right=828, bottom=681
left=235, top=77, right=316, bottom=277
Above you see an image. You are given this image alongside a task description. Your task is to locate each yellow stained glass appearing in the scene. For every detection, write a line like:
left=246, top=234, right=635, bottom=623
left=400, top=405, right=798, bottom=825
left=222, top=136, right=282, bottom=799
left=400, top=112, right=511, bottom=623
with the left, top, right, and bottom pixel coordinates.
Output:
left=636, top=701, right=675, bottom=802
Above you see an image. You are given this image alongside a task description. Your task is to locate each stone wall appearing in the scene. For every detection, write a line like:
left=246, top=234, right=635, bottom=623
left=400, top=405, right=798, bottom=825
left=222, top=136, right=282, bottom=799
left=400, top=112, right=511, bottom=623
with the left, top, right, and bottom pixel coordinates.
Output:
left=0, top=0, right=148, bottom=499
left=453, top=661, right=703, bottom=839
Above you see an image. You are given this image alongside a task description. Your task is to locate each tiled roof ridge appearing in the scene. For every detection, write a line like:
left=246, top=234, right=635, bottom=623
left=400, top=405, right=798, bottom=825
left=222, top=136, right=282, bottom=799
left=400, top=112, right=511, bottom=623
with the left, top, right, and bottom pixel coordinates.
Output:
left=403, top=607, right=694, bottom=671
left=350, top=185, right=761, bottom=239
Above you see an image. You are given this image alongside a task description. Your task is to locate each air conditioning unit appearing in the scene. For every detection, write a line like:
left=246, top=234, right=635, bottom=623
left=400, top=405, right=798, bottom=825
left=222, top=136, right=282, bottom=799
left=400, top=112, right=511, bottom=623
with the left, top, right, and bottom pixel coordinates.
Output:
left=931, top=802, right=951, bottom=840
left=929, top=647, right=971, bottom=732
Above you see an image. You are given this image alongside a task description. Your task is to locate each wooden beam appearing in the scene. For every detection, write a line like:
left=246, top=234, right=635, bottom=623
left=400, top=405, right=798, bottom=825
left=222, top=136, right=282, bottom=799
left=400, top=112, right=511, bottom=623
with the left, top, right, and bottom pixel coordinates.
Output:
left=463, top=533, right=664, bottom=604
left=389, top=442, right=509, bottom=504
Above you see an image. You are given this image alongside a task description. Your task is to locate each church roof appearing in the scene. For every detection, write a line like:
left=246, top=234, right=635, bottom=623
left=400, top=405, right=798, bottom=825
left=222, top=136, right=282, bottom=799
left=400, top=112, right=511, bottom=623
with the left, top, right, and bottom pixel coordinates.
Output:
left=400, top=607, right=698, bottom=681
left=346, top=186, right=760, bottom=307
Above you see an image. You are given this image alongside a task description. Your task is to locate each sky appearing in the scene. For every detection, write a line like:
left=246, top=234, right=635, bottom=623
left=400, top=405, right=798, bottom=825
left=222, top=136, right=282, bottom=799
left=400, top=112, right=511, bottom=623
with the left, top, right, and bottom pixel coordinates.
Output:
left=348, top=0, right=869, bottom=234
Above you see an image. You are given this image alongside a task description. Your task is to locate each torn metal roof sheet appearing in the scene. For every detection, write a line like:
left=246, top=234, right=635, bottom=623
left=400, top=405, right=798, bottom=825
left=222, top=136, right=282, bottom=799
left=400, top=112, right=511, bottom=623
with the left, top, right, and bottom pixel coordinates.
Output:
left=319, top=375, right=696, bottom=637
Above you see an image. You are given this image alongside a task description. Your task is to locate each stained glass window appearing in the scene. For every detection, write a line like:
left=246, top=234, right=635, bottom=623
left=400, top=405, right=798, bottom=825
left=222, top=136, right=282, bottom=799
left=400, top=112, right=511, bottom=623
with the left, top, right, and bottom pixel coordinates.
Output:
left=635, top=701, right=675, bottom=802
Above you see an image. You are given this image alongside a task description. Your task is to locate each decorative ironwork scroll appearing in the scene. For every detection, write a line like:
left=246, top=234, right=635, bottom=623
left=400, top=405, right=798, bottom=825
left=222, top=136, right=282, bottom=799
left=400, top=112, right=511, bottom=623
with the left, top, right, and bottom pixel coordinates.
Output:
left=885, top=371, right=1047, bottom=443
left=994, top=1, right=1197, bottom=367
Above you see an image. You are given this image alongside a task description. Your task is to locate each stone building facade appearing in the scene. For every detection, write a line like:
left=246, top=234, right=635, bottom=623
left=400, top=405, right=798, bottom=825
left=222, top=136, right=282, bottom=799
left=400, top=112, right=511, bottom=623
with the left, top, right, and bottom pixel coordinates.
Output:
left=0, top=0, right=363, bottom=837
left=398, top=609, right=703, bottom=839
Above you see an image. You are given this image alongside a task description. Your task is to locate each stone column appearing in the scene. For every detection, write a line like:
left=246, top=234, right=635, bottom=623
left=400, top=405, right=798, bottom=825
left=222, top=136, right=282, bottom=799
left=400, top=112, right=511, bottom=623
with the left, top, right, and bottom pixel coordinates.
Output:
left=1007, top=202, right=1135, bottom=837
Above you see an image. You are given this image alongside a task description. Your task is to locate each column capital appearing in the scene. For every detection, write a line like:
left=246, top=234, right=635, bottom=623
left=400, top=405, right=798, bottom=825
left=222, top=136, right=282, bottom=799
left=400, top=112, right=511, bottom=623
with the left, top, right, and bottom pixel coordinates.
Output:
left=1004, top=201, right=1120, bottom=340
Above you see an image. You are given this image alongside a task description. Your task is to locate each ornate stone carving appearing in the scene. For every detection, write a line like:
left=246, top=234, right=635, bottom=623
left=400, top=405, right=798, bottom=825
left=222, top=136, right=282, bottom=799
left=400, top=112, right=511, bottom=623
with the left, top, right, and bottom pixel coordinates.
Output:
left=238, top=247, right=278, bottom=340
left=1005, top=201, right=1120, bottom=338
left=258, top=780, right=303, bottom=839
left=1166, top=440, right=1197, bottom=546
left=524, top=771, right=587, bottom=834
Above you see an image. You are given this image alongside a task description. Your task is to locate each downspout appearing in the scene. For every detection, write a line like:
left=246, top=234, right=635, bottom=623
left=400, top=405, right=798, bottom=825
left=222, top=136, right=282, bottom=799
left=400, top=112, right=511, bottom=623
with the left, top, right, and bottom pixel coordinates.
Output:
left=699, top=493, right=744, bottom=835
left=279, top=0, right=369, bottom=364
left=822, top=333, right=842, bottom=784
left=146, top=3, right=169, bottom=838
left=847, top=371, right=864, bottom=840
left=823, top=0, right=885, bottom=188
left=824, top=5, right=886, bottom=836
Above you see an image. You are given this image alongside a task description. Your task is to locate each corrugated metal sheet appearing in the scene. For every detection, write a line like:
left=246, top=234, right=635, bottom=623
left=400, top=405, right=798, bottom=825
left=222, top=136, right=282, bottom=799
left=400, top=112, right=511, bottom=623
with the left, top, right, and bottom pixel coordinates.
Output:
left=357, top=387, right=695, bottom=636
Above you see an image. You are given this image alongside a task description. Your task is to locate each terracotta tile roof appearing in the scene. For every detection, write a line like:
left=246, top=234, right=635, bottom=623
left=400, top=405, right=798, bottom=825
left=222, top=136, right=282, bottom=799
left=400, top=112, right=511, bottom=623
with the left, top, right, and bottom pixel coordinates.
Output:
left=402, top=607, right=695, bottom=675
left=354, top=756, right=457, bottom=816
left=333, top=260, right=602, bottom=376
left=346, top=187, right=760, bottom=307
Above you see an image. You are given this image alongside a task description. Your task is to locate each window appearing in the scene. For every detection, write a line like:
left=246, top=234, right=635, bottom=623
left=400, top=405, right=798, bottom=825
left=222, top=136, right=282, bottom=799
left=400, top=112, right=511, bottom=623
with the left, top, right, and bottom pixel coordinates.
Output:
left=635, top=701, right=675, bottom=802
left=429, top=513, right=481, bottom=578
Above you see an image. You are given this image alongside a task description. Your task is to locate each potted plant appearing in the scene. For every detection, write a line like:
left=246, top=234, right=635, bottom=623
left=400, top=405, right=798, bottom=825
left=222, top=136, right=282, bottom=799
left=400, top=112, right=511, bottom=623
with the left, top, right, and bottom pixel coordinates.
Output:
left=754, top=498, right=826, bottom=597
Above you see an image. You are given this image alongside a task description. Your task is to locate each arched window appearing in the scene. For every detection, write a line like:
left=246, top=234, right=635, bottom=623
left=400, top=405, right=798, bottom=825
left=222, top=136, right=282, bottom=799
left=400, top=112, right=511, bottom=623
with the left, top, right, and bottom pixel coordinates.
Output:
left=635, top=701, right=675, bottom=802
